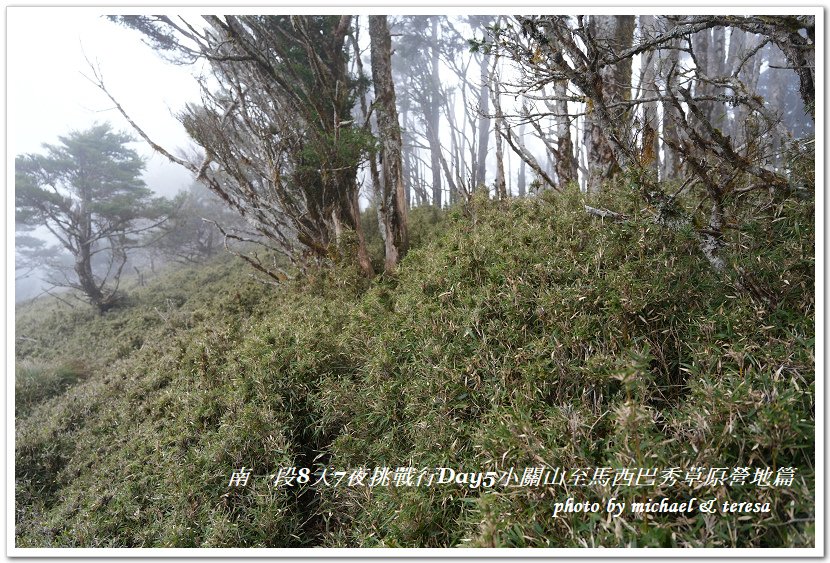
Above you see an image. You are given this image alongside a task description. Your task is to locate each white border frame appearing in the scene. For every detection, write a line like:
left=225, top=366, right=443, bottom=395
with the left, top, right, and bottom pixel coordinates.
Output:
left=6, top=3, right=824, bottom=559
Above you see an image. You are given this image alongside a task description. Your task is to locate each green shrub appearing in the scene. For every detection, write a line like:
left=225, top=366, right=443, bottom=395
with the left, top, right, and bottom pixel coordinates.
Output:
left=15, top=184, right=814, bottom=548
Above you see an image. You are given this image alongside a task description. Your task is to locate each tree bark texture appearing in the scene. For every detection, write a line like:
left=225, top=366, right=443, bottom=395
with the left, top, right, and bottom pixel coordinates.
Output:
left=584, top=15, right=636, bottom=193
left=370, top=15, right=410, bottom=272
left=475, top=53, right=491, bottom=189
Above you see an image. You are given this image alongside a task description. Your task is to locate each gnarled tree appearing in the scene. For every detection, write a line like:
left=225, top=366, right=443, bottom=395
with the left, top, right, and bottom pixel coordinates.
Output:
left=15, top=123, right=170, bottom=312
left=106, top=15, right=376, bottom=279
left=486, top=14, right=812, bottom=279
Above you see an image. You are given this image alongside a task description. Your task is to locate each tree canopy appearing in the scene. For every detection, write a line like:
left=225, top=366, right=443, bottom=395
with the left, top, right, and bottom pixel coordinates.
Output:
left=15, top=123, right=170, bottom=311
left=106, top=15, right=381, bottom=279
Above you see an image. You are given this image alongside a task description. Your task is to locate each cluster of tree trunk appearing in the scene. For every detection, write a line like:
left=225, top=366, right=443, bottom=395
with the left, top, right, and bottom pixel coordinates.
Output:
left=15, top=14, right=814, bottom=313
left=90, top=14, right=813, bottom=283
left=487, top=14, right=813, bottom=274
left=103, top=15, right=410, bottom=279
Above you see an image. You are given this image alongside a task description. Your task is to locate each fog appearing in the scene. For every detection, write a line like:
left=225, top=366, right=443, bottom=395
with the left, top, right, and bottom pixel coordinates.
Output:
left=10, top=9, right=203, bottom=301
left=9, top=9, right=199, bottom=184
left=10, top=10, right=814, bottom=302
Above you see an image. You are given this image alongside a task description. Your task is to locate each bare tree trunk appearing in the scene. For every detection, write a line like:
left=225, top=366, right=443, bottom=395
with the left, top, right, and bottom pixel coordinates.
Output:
left=550, top=77, right=578, bottom=185
left=369, top=15, right=409, bottom=272
left=724, top=27, right=752, bottom=145
left=490, top=56, right=508, bottom=200
left=584, top=15, right=635, bottom=193
left=707, top=25, right=727, bottom=124
left=348, top=190, right=375, bottom=278
left=76, top=244, right=104, bottom=311
left=762, top=43, right=787, bottom=168
left=517, top=122, right=526, bottom=197
left=732, top=31, right=764, bottom=148
left=368, top=148, right=384, bottom=243
left=400, top=105, right=412, bottom=209
left=475, top=53, right=491, bottom=188
left=660, top=30, right=682, bottom=181
left=692, top=27, right=714, bottom=123
left=349, top=25, right=380, bottom=278
left=426, top=17, right=443, bottom=207
left=74, top=186, right=108, bottom=312
left=416, top=161, right=425, bottom=205
left=442, top=86, right=463, bottom=205
left=638, top=16, right=660, bottom=176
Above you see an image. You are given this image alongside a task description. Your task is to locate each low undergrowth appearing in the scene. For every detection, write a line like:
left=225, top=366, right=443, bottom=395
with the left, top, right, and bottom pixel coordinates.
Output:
left=15, top=186, right=814, bottom=548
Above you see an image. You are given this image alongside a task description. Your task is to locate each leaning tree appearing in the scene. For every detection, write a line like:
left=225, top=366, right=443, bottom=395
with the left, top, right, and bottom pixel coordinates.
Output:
left=103, top=15, right=384, bottom=280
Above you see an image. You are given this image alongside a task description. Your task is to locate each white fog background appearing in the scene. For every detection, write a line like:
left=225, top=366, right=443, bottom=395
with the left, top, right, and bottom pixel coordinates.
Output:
left=9, top=8, right=202, bottom=301
left=7, top=4, right=820, bottom=303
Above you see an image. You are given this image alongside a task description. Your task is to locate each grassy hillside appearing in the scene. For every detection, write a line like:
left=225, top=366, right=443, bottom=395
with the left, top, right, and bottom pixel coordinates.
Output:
left=15, top=187, right=814, bottom=548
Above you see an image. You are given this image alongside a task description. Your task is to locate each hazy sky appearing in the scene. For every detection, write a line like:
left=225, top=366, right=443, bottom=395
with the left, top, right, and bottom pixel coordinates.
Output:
left=8, top=5, right=813, bottom=195
left=6, top=6, right=820, bottom=303
left=9, top=8, right=202, bottom=196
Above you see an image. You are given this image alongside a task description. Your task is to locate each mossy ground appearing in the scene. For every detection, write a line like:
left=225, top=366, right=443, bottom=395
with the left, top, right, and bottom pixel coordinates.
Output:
left=15, top=186, right=814, bottom=548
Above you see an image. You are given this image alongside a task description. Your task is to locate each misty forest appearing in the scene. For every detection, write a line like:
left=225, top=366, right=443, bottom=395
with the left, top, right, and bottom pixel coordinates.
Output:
left=15, top=14, right=815, bottom=548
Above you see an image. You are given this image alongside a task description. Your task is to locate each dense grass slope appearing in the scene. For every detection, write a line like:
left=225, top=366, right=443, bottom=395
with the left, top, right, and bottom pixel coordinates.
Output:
left=15, top=188, right=814, bottom=548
